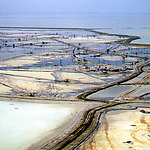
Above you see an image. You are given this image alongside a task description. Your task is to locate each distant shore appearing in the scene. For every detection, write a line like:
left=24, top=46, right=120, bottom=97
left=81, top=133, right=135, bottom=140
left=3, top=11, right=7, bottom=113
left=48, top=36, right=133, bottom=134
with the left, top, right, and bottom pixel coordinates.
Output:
left=1, top=26, right=150, bottom=48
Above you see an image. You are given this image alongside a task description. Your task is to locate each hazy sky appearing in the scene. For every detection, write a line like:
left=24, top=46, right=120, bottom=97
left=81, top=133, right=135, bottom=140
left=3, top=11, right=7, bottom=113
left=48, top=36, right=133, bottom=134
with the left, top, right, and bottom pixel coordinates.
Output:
left=0, top=0, right=150, bottom=13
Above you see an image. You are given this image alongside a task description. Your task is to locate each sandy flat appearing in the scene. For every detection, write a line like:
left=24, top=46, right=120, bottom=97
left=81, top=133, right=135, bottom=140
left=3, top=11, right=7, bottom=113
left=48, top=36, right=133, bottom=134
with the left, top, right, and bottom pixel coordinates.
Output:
left=54, top=83, right=96, bottom=93
left=79, top=106, right=150, bottom=150
left=0, top=84, right=12, bottom=94
left=62, top=36, right=125, bottom=43
left=0, top=70, right=55, bottom=80
left=0, top=59, right=39, bottom=67
left=1, top=76, right=51, bottom=94
left=0, top=71, right=99, bottom=97
left=60, top=72, right=104, bottom=83
left=100, top=55, right=137, bottom=62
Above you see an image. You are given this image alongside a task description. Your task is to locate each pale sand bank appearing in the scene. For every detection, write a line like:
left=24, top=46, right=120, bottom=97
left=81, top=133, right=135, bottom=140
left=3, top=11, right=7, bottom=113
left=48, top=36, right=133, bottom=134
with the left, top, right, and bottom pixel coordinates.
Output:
left=0, top=70, right=55, bottom=80
left=60, top=72, right=104, bottom=83
left=62, top=36, right=126, bottom=43
left=1, top=76, right=51, bottom=94
left=0, top=98, right=98, bottom=150
left=101, top=55, right=138, bottom=62
left=0, top=84, right=12, bottom=94
left=79, top=105, right=150, bottom=150
left=0, top=57, right=39, bottom=67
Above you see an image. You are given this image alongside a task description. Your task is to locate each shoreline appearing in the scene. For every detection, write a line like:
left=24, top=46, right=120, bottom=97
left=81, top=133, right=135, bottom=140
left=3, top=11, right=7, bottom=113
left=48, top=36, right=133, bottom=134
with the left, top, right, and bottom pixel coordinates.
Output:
left=0, top=27, right=149, bottom=149
left=1, top=26, right=150, bottom=47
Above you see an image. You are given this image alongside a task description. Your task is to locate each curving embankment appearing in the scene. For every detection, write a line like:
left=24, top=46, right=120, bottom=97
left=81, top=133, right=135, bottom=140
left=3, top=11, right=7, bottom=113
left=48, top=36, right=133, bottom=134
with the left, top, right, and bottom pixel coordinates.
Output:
left=76, top=60, right=150, bottom=100
left=87, top=28, right=150, bottom=48
left=43, top=61, right=150, bottom=150
left=47, top=102, right=128, bottom=150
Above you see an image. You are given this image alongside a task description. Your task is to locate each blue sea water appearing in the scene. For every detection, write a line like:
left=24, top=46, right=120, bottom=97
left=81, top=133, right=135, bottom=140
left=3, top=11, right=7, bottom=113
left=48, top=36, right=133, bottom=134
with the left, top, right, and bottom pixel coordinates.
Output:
left=0, top=11, right=150, bottom=44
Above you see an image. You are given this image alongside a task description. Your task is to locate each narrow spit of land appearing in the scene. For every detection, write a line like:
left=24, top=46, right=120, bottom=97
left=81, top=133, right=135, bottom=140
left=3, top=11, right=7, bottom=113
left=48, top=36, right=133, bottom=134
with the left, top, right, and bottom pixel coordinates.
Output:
left=0, top=27, right=150, bottom=150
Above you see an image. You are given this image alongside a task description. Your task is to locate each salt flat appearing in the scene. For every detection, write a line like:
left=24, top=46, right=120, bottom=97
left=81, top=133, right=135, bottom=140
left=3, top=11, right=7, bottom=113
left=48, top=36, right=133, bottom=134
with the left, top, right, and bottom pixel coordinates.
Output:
left=0, top=100, right=93, bottom=150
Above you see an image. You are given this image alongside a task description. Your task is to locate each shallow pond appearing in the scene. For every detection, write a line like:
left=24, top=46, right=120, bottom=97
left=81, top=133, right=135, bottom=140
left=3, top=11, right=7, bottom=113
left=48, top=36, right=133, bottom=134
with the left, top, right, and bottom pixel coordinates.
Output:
left=0, top=52, right=21, bottom=61
left=88, top=85, right=133, bottom=100
left=130, top=85, right=150, bottom=98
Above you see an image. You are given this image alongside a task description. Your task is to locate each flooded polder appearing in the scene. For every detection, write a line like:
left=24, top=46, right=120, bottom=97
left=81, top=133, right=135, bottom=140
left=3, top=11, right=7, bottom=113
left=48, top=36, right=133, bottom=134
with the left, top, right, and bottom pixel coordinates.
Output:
left=88, top=85, right=133, bottom=101
left=0, top=27, right=150, bottom=150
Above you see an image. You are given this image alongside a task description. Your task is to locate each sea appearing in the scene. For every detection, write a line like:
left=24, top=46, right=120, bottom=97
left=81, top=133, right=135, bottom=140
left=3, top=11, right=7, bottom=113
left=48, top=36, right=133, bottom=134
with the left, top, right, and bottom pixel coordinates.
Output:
left=0, top=11, right=150, bottom=44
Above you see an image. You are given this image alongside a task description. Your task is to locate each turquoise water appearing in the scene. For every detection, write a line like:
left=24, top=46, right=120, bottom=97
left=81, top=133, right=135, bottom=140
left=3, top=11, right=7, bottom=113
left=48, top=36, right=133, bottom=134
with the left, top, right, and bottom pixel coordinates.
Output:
left=0, top=12, right=150, bottom=43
